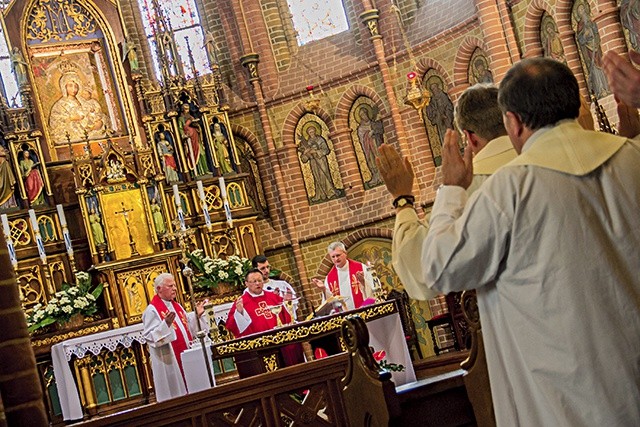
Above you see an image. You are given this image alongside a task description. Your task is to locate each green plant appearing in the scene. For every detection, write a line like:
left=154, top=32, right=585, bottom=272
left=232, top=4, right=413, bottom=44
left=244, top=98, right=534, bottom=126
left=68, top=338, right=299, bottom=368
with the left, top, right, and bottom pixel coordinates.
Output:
left=188, top=250, right=251, bottom=290
left=27, top=271, right=104, bottom=333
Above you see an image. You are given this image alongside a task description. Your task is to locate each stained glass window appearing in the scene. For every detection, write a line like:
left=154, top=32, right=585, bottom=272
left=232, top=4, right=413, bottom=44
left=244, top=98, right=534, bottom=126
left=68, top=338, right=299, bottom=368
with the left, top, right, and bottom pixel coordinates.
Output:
left=287, top=0, right=349, bottom=45
left=0, top=25, right=21, bottom=107
left=136, top=0, right=209, bottom=79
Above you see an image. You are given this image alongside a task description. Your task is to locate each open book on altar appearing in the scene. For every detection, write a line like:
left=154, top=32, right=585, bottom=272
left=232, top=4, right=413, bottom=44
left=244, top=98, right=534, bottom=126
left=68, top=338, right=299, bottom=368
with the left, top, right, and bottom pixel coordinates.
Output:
left=312, top=295, right=349, bottom=317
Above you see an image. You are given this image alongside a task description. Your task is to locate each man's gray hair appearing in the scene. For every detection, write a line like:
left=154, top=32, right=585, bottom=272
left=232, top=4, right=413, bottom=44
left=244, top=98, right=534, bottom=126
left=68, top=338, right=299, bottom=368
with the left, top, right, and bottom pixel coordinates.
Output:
left=327, top=241, right=346, bottom=253
left=154, top=273, right=174, bottom=292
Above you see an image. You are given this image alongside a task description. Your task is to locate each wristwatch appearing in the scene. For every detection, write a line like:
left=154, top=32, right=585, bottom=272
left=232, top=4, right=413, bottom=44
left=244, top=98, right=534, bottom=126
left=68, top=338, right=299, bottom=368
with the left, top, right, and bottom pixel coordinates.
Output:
left=392, top=195, right=415, bottom=209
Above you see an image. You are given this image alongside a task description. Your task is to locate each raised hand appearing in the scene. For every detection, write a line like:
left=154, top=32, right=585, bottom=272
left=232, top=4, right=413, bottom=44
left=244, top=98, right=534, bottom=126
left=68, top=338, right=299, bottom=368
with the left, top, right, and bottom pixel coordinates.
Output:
left=164, top=311, right=176, bottom=326
left=376, top=143, right=415, bottom=199
left=441, top=129, right=473, bottom=189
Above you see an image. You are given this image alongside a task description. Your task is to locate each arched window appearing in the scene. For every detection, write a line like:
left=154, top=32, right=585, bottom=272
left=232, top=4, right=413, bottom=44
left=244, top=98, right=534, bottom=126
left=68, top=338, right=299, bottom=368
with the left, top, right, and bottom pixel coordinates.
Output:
left=136, top=0, right=209, bottom=79
left=288, top=0, right=349, bottom=45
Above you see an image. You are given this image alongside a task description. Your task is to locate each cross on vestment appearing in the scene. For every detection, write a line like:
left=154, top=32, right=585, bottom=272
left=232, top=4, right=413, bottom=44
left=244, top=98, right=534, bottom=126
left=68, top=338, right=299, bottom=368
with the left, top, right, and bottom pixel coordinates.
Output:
left=114, top=202, right=139, bottom=256
left=255, top=301, right=273, bottom=319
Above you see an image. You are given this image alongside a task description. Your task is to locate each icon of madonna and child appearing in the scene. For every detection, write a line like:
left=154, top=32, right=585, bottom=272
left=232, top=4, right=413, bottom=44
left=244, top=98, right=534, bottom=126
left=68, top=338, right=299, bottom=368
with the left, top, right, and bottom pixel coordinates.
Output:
left=48, top=71, right=111, bottom=144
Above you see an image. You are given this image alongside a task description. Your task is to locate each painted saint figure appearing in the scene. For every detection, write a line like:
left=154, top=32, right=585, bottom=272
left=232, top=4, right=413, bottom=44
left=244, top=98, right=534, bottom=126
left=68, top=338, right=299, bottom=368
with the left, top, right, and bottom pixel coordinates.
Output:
left=620, top=0, right=640, bottom=51
left=89, top=206, right=106, bottom=246
left=355, top=105, right=384, bottom=185
left=298, top=123, right=336, bottom=202
left=150, top=198, right=166, bottom=235
left=178, top=103, right=210, bottom=176
left=541, top=18, right=566, bottom=63
left=0, top=147, right=17, bottom=209
left=425, top=82, right=454, bottom=146
left=211, top=122, right=234, bottom=175
left=19, top=150, right=45, bottom=206
left=574, top=2, right=609, bottom=98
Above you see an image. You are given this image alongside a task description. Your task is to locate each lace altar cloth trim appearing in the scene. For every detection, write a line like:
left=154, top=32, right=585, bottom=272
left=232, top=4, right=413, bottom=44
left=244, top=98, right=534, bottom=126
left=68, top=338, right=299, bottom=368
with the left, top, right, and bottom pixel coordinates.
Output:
left=62, top=324, right=146, bottom=361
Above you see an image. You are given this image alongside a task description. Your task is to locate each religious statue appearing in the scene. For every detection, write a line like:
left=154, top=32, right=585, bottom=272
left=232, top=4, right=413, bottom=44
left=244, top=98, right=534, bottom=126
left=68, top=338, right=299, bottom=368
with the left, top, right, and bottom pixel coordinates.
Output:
left=211, top=123, right=234, bottom=175
left=121, top=37, right=140, bottom=73
left=355, top=104, right=384, bottom=186
left=49, top=71, right=109, bottom=144
left=425, top=81, right=454, bottom=146
left=156, top=130, right=180, bottom=183
left=88, top=206, right=106, bottom=246
left=297, top=122, right=337, bottom=203
left=0, top=147, right=17, bottom=209
left=178, top=103, right=210, bottom=176
left=10, top=47, right=28, bottom=88
left=106, top=157, right=126, bottom=182
left=150, top=198, right=166, bottom=235
left=19, top=150, right=45, bottom=206
left=204, top=31, right=219, bottom=67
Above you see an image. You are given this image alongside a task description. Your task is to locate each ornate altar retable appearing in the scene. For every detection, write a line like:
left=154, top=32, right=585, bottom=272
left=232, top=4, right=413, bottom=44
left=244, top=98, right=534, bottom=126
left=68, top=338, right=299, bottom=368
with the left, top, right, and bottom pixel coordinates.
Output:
left=212, top=300, right=416, bottom=386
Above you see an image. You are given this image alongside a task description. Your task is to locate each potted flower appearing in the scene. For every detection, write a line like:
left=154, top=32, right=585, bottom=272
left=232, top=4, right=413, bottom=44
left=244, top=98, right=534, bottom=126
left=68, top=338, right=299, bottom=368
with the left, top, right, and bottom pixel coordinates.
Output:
left=187, top=250, right=251, bottom=293
left=27, top=271, right=104, bottom=333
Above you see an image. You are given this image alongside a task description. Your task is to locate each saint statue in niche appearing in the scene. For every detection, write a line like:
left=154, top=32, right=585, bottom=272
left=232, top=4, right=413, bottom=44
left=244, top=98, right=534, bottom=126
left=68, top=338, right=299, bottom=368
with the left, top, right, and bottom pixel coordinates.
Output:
left=297, top=121, right=338, bottom=203
left=211, top=122, right=234, bottom=175
left=11, top=47, right=28, bottom=87
left=88, top=201, right=106, bottom=246
left=155, top=126, right=180, bottom=183
left=178, top=103, right=210, bottom=177
left=19, top=149, right=45, bottom=206
left=0, top=147, right=17, bottom=209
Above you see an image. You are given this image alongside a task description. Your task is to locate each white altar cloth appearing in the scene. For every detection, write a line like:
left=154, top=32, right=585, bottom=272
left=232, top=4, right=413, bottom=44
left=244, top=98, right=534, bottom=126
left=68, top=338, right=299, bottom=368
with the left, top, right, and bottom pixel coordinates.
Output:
left=52, top=323, right=146, bottom=421
left=182, top=345, right=217, bottom=393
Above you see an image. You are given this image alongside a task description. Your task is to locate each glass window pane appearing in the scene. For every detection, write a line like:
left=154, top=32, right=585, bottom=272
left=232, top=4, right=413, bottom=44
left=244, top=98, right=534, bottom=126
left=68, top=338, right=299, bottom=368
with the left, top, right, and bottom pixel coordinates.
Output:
left=287, top=0, right=349, bottom=45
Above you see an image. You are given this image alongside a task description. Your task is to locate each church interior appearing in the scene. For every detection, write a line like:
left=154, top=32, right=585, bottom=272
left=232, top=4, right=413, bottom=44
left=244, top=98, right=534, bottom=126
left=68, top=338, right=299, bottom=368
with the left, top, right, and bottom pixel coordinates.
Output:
left=0, top=0, right=634, bottom=424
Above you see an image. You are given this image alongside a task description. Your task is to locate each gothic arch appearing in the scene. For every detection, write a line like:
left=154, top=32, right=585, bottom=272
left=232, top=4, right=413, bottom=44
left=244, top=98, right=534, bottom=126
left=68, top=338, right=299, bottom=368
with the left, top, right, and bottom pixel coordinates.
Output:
left=282, top=103, right=337, bottom=148
left=229, top=124, right=264, bottom=158
left=523, top=0, right=554, bottom=58
left=452, top=37, right=489, bottom=87
left=334, top=84, right=389, bottom=131
left=415, top=57, right=454, bottom=90
left=313, top=227, right=394, bottom=278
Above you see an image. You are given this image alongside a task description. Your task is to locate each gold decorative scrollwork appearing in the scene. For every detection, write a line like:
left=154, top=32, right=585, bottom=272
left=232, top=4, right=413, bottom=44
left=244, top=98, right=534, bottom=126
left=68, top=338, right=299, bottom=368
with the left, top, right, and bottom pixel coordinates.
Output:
left=263, top=354, right=278, bottom=372
left=27, top=0, right=98, bottom=42
left=18, top=265, right=45, bottom=308
left=78, top=164, right=95, bottom=187
left=31, top=322, right=111, bottom=348
left=10, top=218, right=32, bottom=247
left=213, top=302, right=396, bottom=355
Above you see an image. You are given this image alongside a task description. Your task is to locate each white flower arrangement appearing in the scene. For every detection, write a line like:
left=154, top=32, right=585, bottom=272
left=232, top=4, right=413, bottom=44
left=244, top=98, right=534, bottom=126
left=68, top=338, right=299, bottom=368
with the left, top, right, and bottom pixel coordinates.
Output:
left=27, top=271, right=103, bottom=333
left=188, top=250, right=251, bottom=290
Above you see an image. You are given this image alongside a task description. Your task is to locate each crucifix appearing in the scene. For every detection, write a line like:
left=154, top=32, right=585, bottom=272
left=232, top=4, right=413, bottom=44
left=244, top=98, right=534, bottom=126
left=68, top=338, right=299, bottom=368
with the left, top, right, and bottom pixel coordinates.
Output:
left=114, top=202, right=139, bottom=257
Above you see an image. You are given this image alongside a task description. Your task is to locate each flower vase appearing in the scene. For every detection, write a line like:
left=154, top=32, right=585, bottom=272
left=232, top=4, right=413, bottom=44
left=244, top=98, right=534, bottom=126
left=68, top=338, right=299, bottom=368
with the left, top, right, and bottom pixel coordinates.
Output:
left=57, top=313, right=84, bottom=331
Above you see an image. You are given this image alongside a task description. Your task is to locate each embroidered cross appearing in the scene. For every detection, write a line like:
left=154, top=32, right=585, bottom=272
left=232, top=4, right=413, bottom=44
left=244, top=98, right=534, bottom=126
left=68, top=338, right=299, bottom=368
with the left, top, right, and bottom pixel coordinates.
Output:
left=255, top=301, right=273, bottom=319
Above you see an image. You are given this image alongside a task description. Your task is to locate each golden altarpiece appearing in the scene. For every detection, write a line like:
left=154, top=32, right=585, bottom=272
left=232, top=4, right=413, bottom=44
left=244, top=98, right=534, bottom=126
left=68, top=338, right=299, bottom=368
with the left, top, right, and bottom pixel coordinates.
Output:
left=0, top=0, right=262, bottom=422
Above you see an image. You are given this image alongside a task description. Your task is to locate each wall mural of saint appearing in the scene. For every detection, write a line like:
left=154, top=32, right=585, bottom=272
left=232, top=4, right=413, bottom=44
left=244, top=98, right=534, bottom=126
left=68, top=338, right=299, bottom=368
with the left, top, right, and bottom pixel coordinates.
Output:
left=572, top=0, right=609, bottom=98
left=422, top=71, right=454, bottom=166
left=295, top=115, right=344, bottom=204
left=468, top=49, right=493, bottom=85
left=620, top=0, right=640, bottom=51
left=540, top=13, right=566, bottom=63
left=349, top=97, right=384, bottom=189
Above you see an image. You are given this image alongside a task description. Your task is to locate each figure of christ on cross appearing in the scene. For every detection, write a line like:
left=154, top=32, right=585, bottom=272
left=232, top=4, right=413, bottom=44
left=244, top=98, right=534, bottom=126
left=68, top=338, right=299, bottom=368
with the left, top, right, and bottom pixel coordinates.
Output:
left=225, top=269, right=305, bottom=378
left=114, top=201, right=139, bottom=256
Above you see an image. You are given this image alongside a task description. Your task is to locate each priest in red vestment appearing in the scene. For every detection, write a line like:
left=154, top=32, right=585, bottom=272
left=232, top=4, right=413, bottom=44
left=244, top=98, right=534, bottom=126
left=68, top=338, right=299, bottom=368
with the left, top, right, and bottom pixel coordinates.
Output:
left=142, top=273, right=208, bottom=402
left=225, top=269, right=305, bottom=377
left=312, top=241, right=375, bottom=312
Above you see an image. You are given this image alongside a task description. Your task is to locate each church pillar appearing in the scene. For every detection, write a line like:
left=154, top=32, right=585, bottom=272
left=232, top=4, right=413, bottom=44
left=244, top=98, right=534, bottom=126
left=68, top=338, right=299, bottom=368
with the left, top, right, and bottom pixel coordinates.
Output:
left=474, top=0, right=518, bottom=81
left=0, top=233, right=48, bottom=426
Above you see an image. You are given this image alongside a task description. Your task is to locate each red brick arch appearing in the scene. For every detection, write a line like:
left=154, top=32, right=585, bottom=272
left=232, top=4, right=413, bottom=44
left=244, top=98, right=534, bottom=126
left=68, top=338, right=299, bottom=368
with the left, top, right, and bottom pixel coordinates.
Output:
left=333, top=85, right=389, bottom=131
left=313, top=228, right=394, bottom=278
left=452, top=36, right=489, bottom=88
left=522, top=0, right=553, bottom=58
left=282, top=103, right=337, bottom=148
left=230, top=123, right=264, bottom=157
left=414, top=57, right=454, bottom=90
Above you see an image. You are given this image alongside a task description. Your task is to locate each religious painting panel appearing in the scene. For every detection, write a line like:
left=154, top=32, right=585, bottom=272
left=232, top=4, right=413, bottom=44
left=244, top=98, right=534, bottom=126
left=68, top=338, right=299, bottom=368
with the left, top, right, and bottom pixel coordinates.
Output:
left=9, top=139, right=52, bottom=208
left=115, top=264, right=166, bottom=323
left=421, top=70, right=454, bottom=166
left=99, top=189, right=155, bottom=260
left=572, top=0, right=610, bottom=98
left=348, top=238, right=432, bottom=359
left=540, top=13, right=566, bottom=63
left=619, top=0, right=640, bottom=51
left=348, top=96, right=384, bottom=189
left=468, top=48, right=493, bottom=85
left=30, top=41, right=125, bottom=152
left=295, top=114, right=345, bottom=204
left=152, top=123, right=183, bottom=184
left=235, top=136, right=268, bottom=215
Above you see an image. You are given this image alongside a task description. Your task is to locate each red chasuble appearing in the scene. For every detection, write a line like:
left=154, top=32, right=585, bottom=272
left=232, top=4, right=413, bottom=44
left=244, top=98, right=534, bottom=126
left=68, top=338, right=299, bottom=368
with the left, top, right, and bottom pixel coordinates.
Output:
left=326, top=260, right=365, bottom=309
left=225, top=291, right=291, bottom=338
left=149, top=295, right=193, bottom=374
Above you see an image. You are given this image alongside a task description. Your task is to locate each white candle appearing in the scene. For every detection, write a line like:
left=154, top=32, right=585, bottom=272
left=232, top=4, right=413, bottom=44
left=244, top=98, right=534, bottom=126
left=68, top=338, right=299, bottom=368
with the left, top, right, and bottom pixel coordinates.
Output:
left=172, top=184, right=181, bottom=207
left=56, top=204, right=67, bottom=227
left=196, top=180, right=206, bottom=201
left=218, top=177, right=227, bottom=199
left=1, top=214, right=10, bottom=238
left=29, top=209, right=47, bottom=263
left=223, top=202, right=233, bottom=228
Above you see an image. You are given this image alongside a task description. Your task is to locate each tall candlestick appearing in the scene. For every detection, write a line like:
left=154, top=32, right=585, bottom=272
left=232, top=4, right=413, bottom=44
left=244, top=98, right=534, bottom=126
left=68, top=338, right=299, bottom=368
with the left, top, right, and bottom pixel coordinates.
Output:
left=1, top=214, right=17, bottom=268
left=218, top=177, right=227, bottom=199
left=28, top=209, right=47, bottom=263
